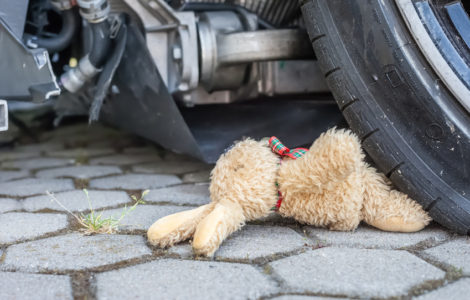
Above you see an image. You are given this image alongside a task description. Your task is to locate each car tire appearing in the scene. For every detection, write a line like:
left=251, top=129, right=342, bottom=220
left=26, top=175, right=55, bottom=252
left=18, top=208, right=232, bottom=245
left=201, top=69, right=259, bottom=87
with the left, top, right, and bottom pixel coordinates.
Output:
left=301, top=0, right=470, bottom=234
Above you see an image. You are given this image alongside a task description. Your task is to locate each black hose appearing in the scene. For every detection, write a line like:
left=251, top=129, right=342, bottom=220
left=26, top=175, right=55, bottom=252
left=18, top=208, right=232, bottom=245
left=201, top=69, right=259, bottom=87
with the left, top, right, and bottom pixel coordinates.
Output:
left=88, top=21, right=112, bottom=67
left=32, top=9, right=79, bottom=53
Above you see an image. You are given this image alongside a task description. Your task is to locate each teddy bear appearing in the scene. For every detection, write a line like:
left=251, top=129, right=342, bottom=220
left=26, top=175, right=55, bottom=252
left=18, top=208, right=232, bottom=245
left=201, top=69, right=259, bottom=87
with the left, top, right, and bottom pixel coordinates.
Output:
left=147, top=128, right=431, bottom=257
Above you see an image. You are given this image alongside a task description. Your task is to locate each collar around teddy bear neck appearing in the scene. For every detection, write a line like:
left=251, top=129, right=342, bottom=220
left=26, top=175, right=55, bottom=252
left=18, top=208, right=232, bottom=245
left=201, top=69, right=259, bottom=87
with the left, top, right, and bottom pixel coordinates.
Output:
left=268, top=137, right=309, bottom=211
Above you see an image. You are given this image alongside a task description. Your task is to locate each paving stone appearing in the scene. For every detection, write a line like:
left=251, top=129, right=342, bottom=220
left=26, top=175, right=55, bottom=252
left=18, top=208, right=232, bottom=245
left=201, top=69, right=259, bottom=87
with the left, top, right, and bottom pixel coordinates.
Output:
left=95, top=259, right=278, bottom=300
left=0, top=198, right=21, bottom=213
left=47, top=130, right=124, bottom=147
left=182, top=168, right=212, bottom=183
left=1, top=157, right=74, bottom=170
left=269, top=248, right=445, bottom=298
left=100, top=205, right=188, bottom=231
left=132, top=160, right=208, bottom=175
left=41, top=124, right=120, bottom=142
left=271, top=296, right=342, bottom=300
left=0, top=178, right=74, bottom=197
left=0, top=272, right=73, bottom=300
left=0, top=212, right=68, bottom=244
left=23, top=190, right=131, bottom=212
left=46, top=147, right=116, bottom=158
left=0, top=170, right=29, bottom=182
left=86, top=137, right=137, bottom=149
left=89, top=154, right=160, bottom=165
left=167, top=243, right=193, bottom=257
left=36, top=165, right=122, bottom=179
left=89, top=174, right=181, bottom=190
left=40, top=123, right=94, bottom=140
left=215, top=225, right=307, bottom=260
left=306, top=224, right=450, bottom=249
left=144, top=183, right=210, bottom=206
left=422, top=238, right=470, bottom=275
left=122, top=146, right=160, bottom=155
left=167, top=225, right=307, bottom=260
left=415, top=278, right=470, bottom=300
left=162, top=152, right=201, bottom=162
left=1, top=233, right=152, bottom=272
left=14, top=142, right=64, bottom=152
left=0, top=151, right=39, bottom=162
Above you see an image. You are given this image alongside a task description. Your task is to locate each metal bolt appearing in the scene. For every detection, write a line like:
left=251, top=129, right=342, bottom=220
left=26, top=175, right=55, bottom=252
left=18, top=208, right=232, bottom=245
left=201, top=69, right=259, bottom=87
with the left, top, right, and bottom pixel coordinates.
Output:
left=173, top=46, right=182, bottom=60
left=111, top=85, right=120, bottom=95
left=182, top=93, right=194, bottom=107
left=178, top=82, right=189, bottom=91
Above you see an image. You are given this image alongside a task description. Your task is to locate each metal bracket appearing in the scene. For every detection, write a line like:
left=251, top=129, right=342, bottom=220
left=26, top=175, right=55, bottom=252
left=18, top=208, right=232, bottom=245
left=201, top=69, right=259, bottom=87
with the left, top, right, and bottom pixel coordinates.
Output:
left=0, top=100, right=8, bottom=131
left=0, top=16, right=60, bottom=101
left=126, top=0, right=199, bottom=93
left=139, top=0, right=180, bottom=26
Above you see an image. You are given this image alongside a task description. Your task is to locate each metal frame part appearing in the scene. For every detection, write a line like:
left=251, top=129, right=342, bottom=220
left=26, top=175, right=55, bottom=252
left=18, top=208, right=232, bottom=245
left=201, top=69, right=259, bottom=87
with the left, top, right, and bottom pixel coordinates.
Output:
left=125, top=0, right=199, bottom=93
left=0, top=0, right=28, bottom=38
left=217, top=29, right=313, bottom=65
left=171, top=0, right=301, bottom=27
left=197, top=11, right=248, bottom=91
left=0, top=17, right=60, bottom=101
left=124, top=0, right=322, bottom=105
left=0, top=100, right=7, bottom=131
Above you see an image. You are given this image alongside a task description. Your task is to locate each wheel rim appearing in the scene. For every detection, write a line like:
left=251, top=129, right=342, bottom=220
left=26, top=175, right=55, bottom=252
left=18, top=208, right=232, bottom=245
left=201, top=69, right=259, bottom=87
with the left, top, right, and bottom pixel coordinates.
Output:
left=395, top=0, right=470, bottom=113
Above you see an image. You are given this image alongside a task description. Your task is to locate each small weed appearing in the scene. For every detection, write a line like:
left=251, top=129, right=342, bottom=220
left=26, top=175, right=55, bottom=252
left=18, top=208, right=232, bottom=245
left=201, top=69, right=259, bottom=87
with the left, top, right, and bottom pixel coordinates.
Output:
left=47, top=189, right=148, bottom=235
left=447, top=266, right=464, bottom=280
left=263, top=265, right=272, bottom=275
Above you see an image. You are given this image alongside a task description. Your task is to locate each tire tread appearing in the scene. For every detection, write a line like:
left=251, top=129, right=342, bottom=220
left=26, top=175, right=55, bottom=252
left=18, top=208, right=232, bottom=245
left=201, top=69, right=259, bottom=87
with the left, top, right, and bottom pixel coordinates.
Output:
left=301, top=0, right=470, bottom=233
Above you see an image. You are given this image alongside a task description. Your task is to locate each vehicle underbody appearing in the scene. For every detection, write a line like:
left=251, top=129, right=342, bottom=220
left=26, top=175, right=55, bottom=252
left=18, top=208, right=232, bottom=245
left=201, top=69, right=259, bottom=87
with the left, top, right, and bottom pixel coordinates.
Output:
left=0, top=0, right=342, bottom=162
left=1, top=0, right=470, bottom=234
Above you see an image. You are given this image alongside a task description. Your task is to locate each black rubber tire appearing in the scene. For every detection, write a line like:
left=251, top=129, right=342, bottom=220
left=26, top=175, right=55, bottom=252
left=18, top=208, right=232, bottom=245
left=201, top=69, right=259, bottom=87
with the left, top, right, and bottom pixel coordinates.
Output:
left=301, top=0, right=470, bottom=234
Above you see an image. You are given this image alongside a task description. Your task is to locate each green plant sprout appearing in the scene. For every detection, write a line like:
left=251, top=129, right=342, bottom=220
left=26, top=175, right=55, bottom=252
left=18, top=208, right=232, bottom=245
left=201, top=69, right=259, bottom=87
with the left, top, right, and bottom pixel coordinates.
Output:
left=47, top=189, right=149, bottom=235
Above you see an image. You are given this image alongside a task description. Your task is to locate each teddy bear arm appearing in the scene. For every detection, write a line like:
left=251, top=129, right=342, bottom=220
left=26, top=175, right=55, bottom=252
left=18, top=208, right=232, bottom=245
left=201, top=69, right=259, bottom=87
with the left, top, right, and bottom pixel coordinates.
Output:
left=147, top=203, right=214, bottom=248
left=279, top=129, right=364, bottom=195
left=280, top=171, right=363, bottom=231
left=307, top=128, right=364, bottom=179
left=193, top=202, right=245, bottom=257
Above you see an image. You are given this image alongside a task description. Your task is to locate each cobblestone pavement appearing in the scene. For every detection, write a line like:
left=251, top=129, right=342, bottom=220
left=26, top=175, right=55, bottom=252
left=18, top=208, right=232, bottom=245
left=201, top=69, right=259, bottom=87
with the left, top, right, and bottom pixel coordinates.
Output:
left=0, top=123, right=468, bottom=299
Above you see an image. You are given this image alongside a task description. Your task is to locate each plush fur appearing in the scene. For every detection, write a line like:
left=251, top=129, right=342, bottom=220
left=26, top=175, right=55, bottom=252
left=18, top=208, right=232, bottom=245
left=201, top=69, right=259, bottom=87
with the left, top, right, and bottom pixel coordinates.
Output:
left=148, top=128, right=431, bottom=256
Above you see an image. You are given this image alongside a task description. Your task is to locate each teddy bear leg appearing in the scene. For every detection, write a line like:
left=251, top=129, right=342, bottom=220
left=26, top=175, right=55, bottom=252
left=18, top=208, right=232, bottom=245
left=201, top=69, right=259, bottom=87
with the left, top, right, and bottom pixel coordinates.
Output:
left=364, top=190, right=431, bottom=232
left=147, top=203, right=214, bottom=248
left=361, top=167, right=431, bottom=232
left=192, top=202, right=245, bottom=257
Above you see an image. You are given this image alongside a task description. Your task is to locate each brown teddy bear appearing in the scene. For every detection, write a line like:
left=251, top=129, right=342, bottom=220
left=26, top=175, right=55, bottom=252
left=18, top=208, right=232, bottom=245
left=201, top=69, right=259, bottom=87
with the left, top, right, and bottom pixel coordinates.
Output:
left=147, top=128, right=431, bottom=257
